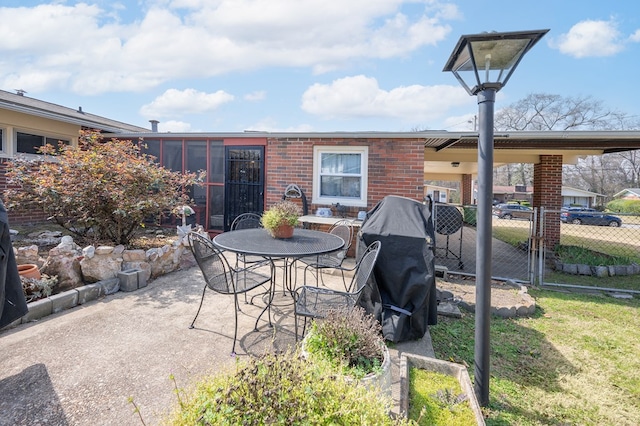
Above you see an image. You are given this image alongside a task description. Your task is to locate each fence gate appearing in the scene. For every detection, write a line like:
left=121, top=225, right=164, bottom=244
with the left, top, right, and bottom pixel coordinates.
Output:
left=433, top=203, right=534, bottom=283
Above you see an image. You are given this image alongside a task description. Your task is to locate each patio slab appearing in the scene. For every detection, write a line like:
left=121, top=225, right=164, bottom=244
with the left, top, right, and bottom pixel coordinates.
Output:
left=0, top=261, right=434, bottom=425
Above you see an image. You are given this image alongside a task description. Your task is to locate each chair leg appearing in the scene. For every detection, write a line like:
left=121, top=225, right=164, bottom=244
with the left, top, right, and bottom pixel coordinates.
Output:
left=231, top=293, right=239, bottom=356
left=189, top=284, right=208, bottom=329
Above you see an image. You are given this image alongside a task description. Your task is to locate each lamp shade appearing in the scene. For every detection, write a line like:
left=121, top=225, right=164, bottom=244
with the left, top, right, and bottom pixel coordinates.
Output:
left=443, top=29, right=549, bottom=95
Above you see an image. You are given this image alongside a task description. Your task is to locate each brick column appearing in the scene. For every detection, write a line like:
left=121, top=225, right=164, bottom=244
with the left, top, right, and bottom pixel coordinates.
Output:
left=533, top=155, right=563, bottom=249
left=461, top=174, right=473, bottom=205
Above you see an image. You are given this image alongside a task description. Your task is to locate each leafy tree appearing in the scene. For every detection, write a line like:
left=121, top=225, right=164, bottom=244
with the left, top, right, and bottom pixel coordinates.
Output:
left=5, top=129, right=204, bottom=246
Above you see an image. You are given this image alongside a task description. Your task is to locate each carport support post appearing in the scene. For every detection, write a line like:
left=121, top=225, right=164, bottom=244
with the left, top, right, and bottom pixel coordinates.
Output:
left=474, top=87, right=495, bottom=406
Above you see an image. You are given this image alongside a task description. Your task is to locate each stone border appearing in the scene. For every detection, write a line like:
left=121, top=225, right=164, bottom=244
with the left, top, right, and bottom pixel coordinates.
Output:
left=554, top=261, right=640, bottom=277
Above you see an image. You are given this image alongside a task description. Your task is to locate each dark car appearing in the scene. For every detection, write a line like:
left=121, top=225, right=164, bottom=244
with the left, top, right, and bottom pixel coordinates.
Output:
left=492, top=203, right=533, bottom=220
left=560, top=209, right=622, bottom=227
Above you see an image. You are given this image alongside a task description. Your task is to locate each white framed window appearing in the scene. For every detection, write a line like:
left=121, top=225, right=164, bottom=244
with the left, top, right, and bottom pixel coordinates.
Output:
left=312, top=146, right=368, bottom=207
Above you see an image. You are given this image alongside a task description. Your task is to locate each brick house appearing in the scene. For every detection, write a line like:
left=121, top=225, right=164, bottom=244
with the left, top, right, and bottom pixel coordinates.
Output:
left=2, top=90, right=640, bottom=249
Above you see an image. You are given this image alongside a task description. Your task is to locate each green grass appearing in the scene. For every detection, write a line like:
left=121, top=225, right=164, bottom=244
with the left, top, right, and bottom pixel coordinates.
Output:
left=429, top=290, right=640, bottom=425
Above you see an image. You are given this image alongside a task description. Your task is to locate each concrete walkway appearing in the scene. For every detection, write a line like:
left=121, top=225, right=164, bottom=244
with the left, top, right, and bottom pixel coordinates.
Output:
left=0, top=261, right=434, bottom=425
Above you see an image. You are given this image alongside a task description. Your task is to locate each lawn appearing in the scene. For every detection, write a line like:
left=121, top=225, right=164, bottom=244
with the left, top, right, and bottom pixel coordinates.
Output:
left=429, top=289, right=640, bottom=425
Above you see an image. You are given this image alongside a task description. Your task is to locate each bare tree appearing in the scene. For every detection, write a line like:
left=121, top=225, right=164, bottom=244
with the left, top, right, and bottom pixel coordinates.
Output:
left=493, top=93, right=640, bottom=196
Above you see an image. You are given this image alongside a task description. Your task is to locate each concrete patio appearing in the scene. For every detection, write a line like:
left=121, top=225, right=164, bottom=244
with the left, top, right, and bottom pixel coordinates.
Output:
left=0, top=259, right=434, bottom=425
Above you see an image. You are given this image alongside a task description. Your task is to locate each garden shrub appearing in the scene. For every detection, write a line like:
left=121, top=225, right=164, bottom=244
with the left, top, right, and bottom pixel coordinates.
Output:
left=606, top=198, right=640, bottom=214
left=5, top=129, right=203, bottom=246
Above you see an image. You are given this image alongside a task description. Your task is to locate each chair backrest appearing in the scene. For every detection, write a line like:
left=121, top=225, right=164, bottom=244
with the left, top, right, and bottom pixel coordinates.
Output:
left=348, top=240, right=381, bottom=295
left=328, top=219, right=354, bottom=258
left=188, top=232, right=235, bottom=294
left=231, top=213, right=263, bottom=230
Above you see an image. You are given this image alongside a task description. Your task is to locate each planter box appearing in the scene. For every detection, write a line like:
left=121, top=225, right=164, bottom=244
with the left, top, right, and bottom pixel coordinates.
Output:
left=399, top=353, right=485, bottom=425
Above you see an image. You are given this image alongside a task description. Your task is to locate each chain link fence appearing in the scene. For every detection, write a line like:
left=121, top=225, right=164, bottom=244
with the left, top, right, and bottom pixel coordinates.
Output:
left=433, top=203, right=533, bottom=283
left=433, top=203, right=640, bottom=289
left=541, top=209, right=640, bottom=288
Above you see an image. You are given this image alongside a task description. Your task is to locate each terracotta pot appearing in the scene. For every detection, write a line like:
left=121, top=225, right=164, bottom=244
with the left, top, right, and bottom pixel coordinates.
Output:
left=271, top=224, right=294, bottom=239
left=18, top=264, right=41, bottom=280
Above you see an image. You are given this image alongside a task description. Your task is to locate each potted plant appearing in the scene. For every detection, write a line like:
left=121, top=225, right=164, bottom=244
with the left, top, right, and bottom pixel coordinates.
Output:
left=301, top=306, right=392, bottom=399
left=260, top=200, right=301, bottom=238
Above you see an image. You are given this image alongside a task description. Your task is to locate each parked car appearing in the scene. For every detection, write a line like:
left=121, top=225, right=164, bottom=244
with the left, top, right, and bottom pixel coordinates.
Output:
left=560, top=209, right=622, bottom=227
left=492, top=203, right=533, bottom=220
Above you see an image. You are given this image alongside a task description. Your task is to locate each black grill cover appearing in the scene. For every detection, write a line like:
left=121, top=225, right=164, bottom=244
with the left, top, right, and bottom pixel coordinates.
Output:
left=357, top=195, right=437, bottom=342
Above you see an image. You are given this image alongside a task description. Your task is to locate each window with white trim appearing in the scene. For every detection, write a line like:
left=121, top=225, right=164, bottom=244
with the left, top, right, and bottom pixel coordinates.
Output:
left=312, top=146, right=368, bottom=207
left=16, top=131, right=69, bottom=154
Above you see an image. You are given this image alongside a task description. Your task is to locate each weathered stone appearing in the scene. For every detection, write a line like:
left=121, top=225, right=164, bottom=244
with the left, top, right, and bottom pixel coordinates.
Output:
left=15, top=245, right=42, bottom=267
left=94, top=246, right=114, bottom=255
left=41, top=252, right=83, bottom=292
left=563, top=263, right=578, bottom=274
left=80, top=255, right=122, bottom=283
left=113, top=245, right=125, bottom=255
left=83, top=245, right=96, bottom=259
left=99, top=278, right=120, bottom=295
left=594, top=266, right=609, bottom=277
left=493, top=306, right=516, bottom=318
left=122, top=261, right=151, bottom=284
left=614, top=265, right=628, bottom=276
left=77, top=283, right=104, bottom=304
left=608, top=265, right=616, bottom=276
left=122, top=249, right=145, bottom=262
left=22, top=298, right=53, bottom=323
left=49, top=290, right=79, bottom=313
left=437, top=302, right=462, bottom=318
left=577, top=264, right=592, bottom=276
left=118, top=269, right=139, bottom=292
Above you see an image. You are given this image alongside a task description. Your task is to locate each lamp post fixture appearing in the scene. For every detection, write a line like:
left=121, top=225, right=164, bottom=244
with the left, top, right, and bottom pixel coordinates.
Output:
left=443, top=29, right=548, bottom=406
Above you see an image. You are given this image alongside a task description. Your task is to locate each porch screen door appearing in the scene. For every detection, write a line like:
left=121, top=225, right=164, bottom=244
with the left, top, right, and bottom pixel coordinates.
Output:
left=224, top=147, right=264, bottom=231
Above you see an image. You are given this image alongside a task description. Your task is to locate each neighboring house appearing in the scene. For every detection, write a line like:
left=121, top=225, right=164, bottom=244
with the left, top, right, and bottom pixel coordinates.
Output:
left=492, top=185, right=532, bottom=205
left=425, top=184, right=456, bottom=203
left=613, top=188, right=640, bottom=200
left=3, top=90, right=640, bottom=249
left=561, top=186, right=604, bottom=208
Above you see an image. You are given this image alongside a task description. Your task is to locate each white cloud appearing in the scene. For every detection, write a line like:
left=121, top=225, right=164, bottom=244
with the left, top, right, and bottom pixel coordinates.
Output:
left=629, top=29, right=640, bottom=42
left=552, top=20, right=624, bottom=58
left=244, top=91, right=266, bottom=102
left=301, top=75, right=469, bottom=122
left=140, top=88, right=234, bottom=118
left=158, top=120, right=194, bottom=132
left=0, top=1, right=454, bottom=94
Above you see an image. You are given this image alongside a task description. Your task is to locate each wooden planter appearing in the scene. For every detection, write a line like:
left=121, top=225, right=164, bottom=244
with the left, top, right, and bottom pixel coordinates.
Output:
left=399, top=353, right=485, bottom=425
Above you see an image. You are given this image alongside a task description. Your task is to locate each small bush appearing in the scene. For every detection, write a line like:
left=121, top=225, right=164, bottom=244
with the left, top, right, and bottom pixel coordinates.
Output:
left=606, top=198, right=640, bottom=214
left=303, top=307, right=385, bottom=379
left=555, top=245, right=631, bottom=266
left=165, top=350, right=412, bottom=425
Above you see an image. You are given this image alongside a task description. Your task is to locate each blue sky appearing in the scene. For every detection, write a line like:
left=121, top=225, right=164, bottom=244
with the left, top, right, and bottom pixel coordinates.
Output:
left=1, top=0, right=639, bottom=133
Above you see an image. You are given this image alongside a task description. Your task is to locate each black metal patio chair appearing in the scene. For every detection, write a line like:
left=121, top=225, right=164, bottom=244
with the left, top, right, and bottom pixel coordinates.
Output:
left=293, top=240, right=381, bottom=340
left=296, top=219, right=354, bottom=290
left=188, top=232, right=272, bottom=355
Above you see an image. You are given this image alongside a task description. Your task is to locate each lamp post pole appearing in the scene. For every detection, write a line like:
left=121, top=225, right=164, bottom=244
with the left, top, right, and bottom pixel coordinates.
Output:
left=442, top=28, right=549, bottom=407
left=474, top=87, right=495, bottom=406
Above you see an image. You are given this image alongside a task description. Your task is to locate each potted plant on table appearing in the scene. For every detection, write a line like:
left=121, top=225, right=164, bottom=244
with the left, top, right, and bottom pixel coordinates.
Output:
left=261, top=200, right=301, bottom=238
left=301, top=306, right=392, bottom=399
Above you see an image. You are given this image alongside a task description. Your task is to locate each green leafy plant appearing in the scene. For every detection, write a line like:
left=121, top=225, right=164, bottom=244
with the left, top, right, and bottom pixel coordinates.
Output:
left=165, top=350, right=413, bottom=425
left=260, top=200, right=301, bottom=234
left=5, top=129, right=204, bottom=246
left=303, top=306, right=386, bottom=379
left=555, top=244, right=631, bottom=266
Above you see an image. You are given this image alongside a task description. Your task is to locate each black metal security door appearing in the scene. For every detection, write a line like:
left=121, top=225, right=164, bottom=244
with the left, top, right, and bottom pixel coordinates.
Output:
left=224, top=146, right=264, bottom=231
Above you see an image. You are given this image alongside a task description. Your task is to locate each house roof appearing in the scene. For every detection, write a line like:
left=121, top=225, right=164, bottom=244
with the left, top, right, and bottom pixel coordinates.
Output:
left=613, top=188, right=640, bottom=198
left=0, top=89, right=148, bottom=133
left=561, top=186, right=604, bottom=197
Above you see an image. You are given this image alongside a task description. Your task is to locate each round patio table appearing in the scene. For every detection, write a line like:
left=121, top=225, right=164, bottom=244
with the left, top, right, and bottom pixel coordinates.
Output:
left=213, top=227, right=345, bottom=312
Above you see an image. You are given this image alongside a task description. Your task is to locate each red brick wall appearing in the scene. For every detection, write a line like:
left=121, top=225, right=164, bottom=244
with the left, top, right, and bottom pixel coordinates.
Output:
left=264, top=137, right=425, bottom=216
left=461, top=174, right=473, bottom=205
left=533, top=155, right=563, bottom=249
left=0, top=159, right=49, bottom=225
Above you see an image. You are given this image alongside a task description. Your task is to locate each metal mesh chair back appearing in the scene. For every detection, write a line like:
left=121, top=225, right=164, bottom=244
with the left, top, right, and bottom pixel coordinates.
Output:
left=188, top=232, right=234, bottom=294
left=328, top=219, right=353, bottom=259
left=231, top=213, right=263, bottom=230
left=348, top=240, right=381, bottom=294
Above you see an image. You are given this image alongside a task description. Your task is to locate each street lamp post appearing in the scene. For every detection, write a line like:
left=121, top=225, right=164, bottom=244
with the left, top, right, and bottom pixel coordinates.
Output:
left=443, top=29, right=548, bottom=406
